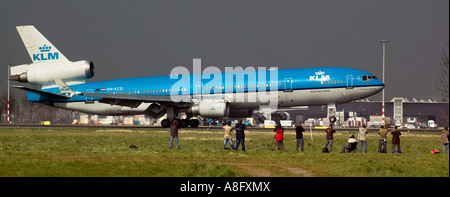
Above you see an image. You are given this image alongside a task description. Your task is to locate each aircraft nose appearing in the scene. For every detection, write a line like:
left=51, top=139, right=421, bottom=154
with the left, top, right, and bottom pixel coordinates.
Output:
left=377, top=79, right=385, bottom=88
left=374, top=79, right=385, bottom=92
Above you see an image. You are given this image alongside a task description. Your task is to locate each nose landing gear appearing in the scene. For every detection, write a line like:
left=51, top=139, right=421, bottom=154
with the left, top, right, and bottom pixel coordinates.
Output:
left=328, top=104, right=337, bottom=124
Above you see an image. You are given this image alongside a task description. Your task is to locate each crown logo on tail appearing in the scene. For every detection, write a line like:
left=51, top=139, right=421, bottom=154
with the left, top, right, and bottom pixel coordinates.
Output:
left=315, top=71, right=325, bottom=75
left=39, top=44, right=51, bottom=52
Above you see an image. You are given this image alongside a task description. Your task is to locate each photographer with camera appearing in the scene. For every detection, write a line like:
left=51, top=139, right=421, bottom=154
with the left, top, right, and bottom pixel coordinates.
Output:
left=324, top=124, right=336, bottom=153
left=391, top=126, right=402, bottom=153
left=169, top=119, right=180, bottom=150
left=378, top=125, right=388, bottom=153
left=341, top=135, right=358, bottom=153
left=223, top=121, right=236, bottom=151
left=274, top=123, right=285, bottom=150
left=441, top=127, right=449, bottom=154
left=235, top=120, right=247, bottom=151
left=296, top=123, right=305, bottom=152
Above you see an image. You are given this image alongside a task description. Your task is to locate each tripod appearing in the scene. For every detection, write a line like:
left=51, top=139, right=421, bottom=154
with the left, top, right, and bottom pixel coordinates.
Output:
left=270, top=132, right=286, bottom=151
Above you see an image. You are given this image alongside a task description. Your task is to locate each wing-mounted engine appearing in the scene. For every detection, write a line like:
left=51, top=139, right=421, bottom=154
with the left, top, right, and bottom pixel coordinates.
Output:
left=190, top=101, right=229, bottom=118
left=10, top=60, right=95, bottom=85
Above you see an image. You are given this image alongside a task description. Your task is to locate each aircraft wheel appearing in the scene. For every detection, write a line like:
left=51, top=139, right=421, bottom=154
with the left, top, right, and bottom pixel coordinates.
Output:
left=180, top=119, right=189, bottom=128
left=329, top=116, right=337, bottom=123
left=189, top=119, right=199, bottom=128
left=161, top=119, right=170, bottom=128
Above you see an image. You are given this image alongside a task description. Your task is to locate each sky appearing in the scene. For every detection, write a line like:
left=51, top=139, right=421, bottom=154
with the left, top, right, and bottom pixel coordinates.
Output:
left=0, top=0, right=448, bottom=101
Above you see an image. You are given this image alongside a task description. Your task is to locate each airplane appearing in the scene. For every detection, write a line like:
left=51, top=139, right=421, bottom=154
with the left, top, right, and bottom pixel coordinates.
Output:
left=9, top=25, right=385, bottom=127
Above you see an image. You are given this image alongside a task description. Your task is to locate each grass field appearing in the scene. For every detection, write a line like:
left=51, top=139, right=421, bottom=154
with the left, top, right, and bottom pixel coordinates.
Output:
left=0, top=127, right=448, bottom=177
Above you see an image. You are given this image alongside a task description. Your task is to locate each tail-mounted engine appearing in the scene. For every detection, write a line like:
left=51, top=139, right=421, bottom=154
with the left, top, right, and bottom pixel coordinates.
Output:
left=10, top=60, right=94, bottom=85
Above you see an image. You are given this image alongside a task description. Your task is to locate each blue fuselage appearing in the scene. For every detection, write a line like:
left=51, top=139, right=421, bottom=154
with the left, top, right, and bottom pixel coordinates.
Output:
left=28, top=67, right=384, bottom=105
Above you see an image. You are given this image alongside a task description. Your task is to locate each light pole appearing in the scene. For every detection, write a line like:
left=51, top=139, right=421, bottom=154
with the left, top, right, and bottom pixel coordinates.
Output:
left=7, top=62, right=11, bottom=124
left=380, top=40, right=389, bottom=126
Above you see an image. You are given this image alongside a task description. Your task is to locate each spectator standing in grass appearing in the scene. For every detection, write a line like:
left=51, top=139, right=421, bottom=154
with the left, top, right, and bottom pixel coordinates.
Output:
left=324, top=124, right=336, bottom=153
left=235, top=120, right=247, bottom=151
left=274, top=123, right=285, bottom=150
left=295, top=123, right=305, bottom=152
left=378, top=125, right=388, bottom=153
left=391, top=126, right=402, bottom=153
left=169, top=119, right=180, bottom=150
left=359, top=125, right=368, bottom=153
left=223, top=121, right=236, bottom=150
left=441, top=127, right=449, bottom=154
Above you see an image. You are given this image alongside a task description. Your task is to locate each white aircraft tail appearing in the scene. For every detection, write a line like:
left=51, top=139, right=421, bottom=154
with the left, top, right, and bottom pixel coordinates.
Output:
left=16, top=25, right=69, bottom=63
left=11, top=25, right=93, bottom=91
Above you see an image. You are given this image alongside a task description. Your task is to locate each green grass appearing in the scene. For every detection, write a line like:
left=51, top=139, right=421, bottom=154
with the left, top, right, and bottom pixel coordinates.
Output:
left=0, top=127, right=448, bottom=177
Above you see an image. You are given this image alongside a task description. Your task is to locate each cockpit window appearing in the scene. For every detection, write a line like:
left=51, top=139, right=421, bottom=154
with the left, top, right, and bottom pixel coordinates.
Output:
left=362, top=75, right=378, bottom=81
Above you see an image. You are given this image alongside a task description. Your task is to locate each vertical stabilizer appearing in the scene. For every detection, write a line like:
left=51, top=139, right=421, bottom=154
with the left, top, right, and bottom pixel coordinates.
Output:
left=16, top=25, right=69, bottom=63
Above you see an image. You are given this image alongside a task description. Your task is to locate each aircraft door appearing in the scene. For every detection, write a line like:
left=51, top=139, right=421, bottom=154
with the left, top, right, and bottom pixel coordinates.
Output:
left=194, top=82, right=202, bottom=100
left=85, top=89, right=94, bottom=103
left=284, top=78, right=293, bottom=92
left=346, top=75, right=353, bottom=89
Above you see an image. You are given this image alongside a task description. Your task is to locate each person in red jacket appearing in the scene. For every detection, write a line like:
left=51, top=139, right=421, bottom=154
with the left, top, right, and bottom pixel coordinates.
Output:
left=274, top=124, right=285, bottom=150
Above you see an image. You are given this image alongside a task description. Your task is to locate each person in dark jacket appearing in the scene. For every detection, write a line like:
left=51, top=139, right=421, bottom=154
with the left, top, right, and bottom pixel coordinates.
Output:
left=391, top=126, right=401, bottom=153
left=324, top=124, right=336, bottom=153
left=169, top=119, right=180, bottom=150
left=295, top=123, right=305, bottom=151
left=235, top=120, right=246, bottom=151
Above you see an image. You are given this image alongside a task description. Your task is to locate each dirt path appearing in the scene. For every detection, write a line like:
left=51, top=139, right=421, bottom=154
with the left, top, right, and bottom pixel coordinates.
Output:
left=227, top=162, right=314, bottom=177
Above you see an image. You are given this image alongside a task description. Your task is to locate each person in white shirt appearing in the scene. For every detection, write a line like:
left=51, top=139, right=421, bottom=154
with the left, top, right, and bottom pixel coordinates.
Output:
left=341, top=135, right=358, bottom=153
left=359, top=125, right=368, bottom=153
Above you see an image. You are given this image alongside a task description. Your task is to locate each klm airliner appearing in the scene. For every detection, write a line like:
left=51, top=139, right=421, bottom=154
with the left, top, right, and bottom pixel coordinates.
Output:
left=10, top=26, right=384, bottom=127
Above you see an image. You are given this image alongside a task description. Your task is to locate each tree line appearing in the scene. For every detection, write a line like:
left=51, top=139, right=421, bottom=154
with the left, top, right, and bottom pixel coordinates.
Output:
left=0, top=89, right=75, bottom=124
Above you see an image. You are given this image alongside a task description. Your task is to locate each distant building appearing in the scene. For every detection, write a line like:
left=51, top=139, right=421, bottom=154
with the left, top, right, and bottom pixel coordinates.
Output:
left=277, top=97, right=448, bottom=127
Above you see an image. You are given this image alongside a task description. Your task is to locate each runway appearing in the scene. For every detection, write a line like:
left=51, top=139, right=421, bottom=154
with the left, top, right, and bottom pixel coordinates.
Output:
left=0, top=124, right=443, bottom=133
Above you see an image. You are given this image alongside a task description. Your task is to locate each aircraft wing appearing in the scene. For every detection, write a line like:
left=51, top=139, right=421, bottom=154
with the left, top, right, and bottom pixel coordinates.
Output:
left=81, top=92, right=193, bottom=108
left=13, top=85, right=193, bottom=108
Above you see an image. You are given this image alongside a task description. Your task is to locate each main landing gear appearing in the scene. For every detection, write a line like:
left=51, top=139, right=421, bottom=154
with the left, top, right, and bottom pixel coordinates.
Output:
left=161, top=118, right=199, bottom=128
left=160, top=105, right=200, bottom=128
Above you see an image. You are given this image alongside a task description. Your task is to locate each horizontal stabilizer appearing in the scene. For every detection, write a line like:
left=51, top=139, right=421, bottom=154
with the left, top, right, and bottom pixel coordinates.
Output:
left=12, top=85, right=71, bottom=99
